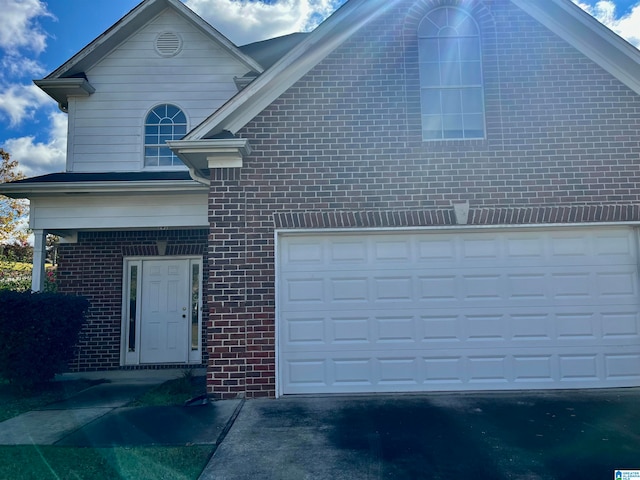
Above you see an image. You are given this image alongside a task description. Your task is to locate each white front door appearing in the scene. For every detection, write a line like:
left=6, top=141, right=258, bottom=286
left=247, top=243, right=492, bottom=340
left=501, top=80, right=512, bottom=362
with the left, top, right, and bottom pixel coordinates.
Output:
left=139, top=259, right=190, bottom=364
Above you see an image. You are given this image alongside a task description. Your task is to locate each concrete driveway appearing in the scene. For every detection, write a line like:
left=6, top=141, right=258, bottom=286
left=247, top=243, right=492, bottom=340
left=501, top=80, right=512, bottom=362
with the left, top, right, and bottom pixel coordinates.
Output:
left=200, top=389, right=640, bottom=480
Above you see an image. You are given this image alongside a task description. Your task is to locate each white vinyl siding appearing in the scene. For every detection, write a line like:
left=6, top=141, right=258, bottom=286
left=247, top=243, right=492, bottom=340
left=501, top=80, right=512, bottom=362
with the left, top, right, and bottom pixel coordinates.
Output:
left=68, top=9, right=249, bottom=172
left=29, top=192, right=208, bottom=230
left=277, top=227, right=640, bottom=395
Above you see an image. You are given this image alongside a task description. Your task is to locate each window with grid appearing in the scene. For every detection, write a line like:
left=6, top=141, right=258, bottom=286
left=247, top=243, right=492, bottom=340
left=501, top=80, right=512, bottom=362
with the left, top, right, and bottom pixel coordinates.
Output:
left=144, top=104, right=187, bottom=167
left=419, top=7, right=485, bottom=140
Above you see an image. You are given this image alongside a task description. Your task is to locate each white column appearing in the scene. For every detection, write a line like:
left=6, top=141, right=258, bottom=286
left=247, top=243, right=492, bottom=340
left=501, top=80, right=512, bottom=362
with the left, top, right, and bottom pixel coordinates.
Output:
left=31, top=229, right=46, bottom=292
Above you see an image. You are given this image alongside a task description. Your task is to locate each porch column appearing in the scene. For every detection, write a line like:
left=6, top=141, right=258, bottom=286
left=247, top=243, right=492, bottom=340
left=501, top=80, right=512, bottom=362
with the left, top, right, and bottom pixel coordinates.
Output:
left=31, top=229, right=46, bottom=292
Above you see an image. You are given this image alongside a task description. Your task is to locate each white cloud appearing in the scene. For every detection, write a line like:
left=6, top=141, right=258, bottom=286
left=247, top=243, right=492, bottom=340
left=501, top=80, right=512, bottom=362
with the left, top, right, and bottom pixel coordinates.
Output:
left=2, top=111, right=67, bottom=177
left=573, top=1, right=640, bottom=48
left=0, top=0, right=54, bottom=54
left=0, top=82, right=53, bottom=127
left=185, top=0, right=343, bottom=45
left=1, top=54, right=46, bottom=81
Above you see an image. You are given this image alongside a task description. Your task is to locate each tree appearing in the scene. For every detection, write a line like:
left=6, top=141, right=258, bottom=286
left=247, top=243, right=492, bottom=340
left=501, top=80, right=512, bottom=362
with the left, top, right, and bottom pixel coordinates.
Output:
left=0, top=149, right=28, bottom=244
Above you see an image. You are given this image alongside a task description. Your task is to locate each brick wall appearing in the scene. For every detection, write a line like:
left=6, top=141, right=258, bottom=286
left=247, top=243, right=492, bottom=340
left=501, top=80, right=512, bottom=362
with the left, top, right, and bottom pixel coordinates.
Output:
left=57, top=229, right=208, bottom=371
left=205, top=0, right=640, bottom=398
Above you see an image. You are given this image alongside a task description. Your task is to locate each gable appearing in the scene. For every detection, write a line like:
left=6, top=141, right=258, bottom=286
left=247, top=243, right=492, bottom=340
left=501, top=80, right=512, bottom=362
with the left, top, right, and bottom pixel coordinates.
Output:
left=180, top=0, right=640, bottom=145
left=44, top=0, right=261, bottom=80
left=66, top=8, right=256, bottom=173
left=245, top=0, right=640, bottom=139
left=205, top=0, right=639, bottom=212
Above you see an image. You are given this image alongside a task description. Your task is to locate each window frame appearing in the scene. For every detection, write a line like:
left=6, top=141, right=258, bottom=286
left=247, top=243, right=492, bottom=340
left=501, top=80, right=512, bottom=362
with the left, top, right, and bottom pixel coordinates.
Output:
left=418, top=7, right=486, bottom=141
left=143, top=103, right=188, bottom=169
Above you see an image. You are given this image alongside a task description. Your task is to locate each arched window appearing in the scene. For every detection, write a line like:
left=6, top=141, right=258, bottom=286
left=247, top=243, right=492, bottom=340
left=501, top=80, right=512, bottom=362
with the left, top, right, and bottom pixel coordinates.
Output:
left=144, top=104, right=187, bottom=167
left=419, top=7, right=485, bottom=140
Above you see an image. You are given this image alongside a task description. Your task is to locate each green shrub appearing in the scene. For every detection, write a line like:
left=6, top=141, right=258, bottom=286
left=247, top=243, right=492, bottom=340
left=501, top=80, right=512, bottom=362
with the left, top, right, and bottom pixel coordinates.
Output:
left=0, top=291, right=89, bottom=389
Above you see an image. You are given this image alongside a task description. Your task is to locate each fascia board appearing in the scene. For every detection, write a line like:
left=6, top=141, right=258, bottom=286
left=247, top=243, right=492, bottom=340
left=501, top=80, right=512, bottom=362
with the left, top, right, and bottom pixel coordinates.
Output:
left=0, top=180, right=207, bottom=199
left=45, top=0, right=262, bottom=80
left=33, top=78, right=96, bottom=111
left=185, top=0, right=404, bottom=140
left=511, top=0, right=640, bottom=95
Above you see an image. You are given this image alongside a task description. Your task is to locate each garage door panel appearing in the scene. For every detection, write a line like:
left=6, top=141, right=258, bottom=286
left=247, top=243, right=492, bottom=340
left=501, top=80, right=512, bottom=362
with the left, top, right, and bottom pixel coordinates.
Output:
left=602, top=312, right=640, bottom=339
left=282, top=346, right=640, bottom=394
left=282, top=307, right=640, bottom=352
left=278, top=228, right=640, bottom=394
left=282, top=230, right=637, bottom=271
left=605, top=353, right=640, bottom=380
left=281, top=266, right=638, bottom=310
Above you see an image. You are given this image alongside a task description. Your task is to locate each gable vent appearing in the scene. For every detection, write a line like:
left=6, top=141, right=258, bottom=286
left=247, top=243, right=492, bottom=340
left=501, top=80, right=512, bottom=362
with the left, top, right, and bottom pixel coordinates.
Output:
left=155, top=32, right=182, bottom=57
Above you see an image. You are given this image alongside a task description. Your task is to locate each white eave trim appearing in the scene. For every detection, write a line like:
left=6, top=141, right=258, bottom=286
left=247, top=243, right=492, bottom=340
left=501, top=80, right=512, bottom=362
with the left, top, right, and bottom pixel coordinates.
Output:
left=33, top=78, right=95, bottom=112
left=168, top=138, right=252, bottom=174
left=0, top=180, right=207, bottom=198
left=512, top=0, right=640, bottom=95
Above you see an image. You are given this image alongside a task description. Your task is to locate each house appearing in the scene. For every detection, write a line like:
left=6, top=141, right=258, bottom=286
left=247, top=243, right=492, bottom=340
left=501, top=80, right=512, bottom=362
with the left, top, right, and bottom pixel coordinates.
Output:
left=2, top=0, right=640, bottom=399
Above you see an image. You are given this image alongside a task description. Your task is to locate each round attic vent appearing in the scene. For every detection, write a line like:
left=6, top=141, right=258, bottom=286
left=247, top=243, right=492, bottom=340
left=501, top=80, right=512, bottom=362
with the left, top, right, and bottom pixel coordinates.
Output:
left=155, top=32, right=182, bottom=57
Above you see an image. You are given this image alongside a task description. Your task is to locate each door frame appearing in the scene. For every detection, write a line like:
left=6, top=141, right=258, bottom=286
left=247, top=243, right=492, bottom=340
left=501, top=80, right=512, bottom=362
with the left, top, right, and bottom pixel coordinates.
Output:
left=121, top=256, right=203, bottom=366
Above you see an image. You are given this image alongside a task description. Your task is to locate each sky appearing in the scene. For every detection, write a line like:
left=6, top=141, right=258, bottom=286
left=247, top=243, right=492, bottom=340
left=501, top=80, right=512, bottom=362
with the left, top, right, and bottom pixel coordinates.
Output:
left=0, top=0, right=639, bottom=178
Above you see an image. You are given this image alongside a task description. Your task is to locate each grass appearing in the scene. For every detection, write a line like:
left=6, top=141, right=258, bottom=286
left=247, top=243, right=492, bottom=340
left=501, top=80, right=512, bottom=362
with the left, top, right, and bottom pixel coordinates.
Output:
left=0, top=377, right=105, bottom=423
left=0, top=445, right=213, bottom=480
left=129, top=371, right=207, bottom=407
left=0, top=373, right=215, bottom=479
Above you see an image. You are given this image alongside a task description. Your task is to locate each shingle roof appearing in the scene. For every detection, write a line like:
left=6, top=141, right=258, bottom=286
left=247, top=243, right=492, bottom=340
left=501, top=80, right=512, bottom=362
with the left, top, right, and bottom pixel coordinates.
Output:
left=8, top=171, right=194, bottom=184
left=239, top=33, right=309, bottom=70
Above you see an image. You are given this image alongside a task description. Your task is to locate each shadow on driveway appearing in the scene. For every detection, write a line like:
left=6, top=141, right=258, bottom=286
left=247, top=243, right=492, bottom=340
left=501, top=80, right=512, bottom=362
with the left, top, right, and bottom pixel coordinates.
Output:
left=201, top=389, right=640, bottom=480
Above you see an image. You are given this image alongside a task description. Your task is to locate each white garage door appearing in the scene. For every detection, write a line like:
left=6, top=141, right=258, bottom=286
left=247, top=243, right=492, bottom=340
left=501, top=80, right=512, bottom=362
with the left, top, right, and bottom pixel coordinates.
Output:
left=277, top=227, right=640, bottom=395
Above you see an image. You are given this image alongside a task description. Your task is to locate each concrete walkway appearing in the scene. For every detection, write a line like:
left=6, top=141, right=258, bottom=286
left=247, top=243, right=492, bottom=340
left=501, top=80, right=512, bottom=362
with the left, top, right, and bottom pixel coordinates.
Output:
left=0, top=369, right=241, bottom=448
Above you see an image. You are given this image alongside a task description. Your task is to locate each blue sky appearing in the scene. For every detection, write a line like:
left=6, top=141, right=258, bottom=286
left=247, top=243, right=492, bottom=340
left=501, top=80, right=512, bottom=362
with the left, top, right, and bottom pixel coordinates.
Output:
left=0, top=0, right=639, bottom=178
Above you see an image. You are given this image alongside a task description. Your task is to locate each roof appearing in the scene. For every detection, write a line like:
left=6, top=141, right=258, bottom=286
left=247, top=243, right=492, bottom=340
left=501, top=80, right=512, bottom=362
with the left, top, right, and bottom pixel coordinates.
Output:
left=239, top=33, right=309, bottom=70
left=9, top=171, right=193, bottom=184
left=0, top=171, right=206, bottom=197
left=183, top=0, right=640, bottom=141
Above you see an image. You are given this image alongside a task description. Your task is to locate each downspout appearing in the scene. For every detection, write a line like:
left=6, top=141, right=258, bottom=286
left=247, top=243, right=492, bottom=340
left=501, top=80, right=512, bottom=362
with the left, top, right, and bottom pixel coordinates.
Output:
left=188, top=167, right=210, bottom=186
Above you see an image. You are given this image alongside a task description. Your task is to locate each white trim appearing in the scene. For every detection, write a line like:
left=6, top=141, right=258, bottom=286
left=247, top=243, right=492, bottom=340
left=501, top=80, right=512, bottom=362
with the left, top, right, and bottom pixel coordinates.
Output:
left=0, top=180, right=206, bottom=198
left=274, top=231, right=282, bottom=398
left=31, top=230, right=47, bottom=292
left=188, top=257, right=204, bottom=364
left=275, top=220, right=640, bottom=237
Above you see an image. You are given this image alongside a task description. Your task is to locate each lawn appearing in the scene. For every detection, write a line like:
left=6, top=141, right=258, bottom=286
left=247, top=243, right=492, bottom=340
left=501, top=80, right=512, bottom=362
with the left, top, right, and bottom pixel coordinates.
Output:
left=0, top=445, right=213, bottom=480
left=0, top=377, right=104, bottom=423
left=129, top=371, right=207, bottom=407
left=0, top=374, right=214, bottom=480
